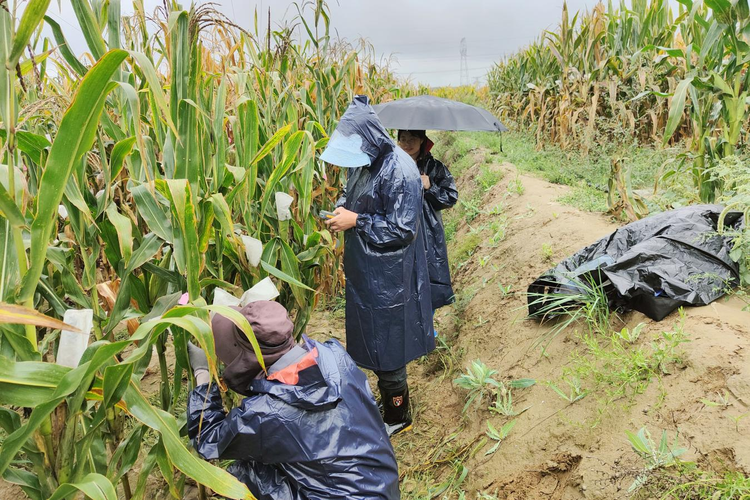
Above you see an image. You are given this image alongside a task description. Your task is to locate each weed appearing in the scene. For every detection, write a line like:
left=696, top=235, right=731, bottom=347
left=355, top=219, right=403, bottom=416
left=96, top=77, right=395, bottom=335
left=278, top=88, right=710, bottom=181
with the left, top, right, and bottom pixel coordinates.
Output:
left=527, top=273, right=613, bottom=349
left=498, top=283, right=512, bottom=295
left=490, top=379, right=535, bottom=417
left=626, top=427, right=686, bottom=494
left=700, top=389, right=732, bottom=409
left=558, top=185, right=609, bottom=212
left=454, top=360, right=500, bottom=414
left=547, top=376, right=588, bottom=404
left=478, top=255, right=491, bottom=268
left=615, top=323, right=646, bottom=343
left=478, top=165, right=504, bottom=191
left=485, top=420, right=517, bottom=456
left=451, top=232, right=481, bottom=268
left=540, top=243, right=554, bottom=262
left=507, top=174, right=525, bottom=195
left=727, top=413, right=750, bottom=433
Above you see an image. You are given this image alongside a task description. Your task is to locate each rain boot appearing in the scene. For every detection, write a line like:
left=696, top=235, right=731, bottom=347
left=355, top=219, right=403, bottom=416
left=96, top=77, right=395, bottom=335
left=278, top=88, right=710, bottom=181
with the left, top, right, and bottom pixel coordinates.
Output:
left=380, top=386, right=412, bottom=437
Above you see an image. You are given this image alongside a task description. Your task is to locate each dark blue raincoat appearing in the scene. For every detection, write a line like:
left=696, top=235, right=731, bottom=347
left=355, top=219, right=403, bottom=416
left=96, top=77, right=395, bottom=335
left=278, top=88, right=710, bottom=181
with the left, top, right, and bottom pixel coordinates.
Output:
left=417, top=153, right=458, bottom=309
left=186, top=338, right=399, bottom=500
left=334, top=96, right=434, bottom=371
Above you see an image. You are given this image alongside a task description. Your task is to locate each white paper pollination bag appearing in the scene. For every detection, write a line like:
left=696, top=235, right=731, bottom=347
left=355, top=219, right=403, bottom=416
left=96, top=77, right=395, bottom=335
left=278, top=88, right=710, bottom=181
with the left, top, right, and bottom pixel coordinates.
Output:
left=241, top=235, right=263, bottom=267
left=212, top=277, right=280, bottom=311
left=240, top=277, right=279, bottom=306
left=57, top=309, right=94, bottom=368
left=275, top=192, right=294, bottom=221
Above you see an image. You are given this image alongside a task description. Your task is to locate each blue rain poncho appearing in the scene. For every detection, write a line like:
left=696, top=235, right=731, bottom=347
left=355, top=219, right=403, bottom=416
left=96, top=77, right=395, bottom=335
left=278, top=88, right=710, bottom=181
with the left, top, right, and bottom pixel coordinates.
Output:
left=330, top=96, right=434, bottom=371
left=187, top=338, right=400, bottom=500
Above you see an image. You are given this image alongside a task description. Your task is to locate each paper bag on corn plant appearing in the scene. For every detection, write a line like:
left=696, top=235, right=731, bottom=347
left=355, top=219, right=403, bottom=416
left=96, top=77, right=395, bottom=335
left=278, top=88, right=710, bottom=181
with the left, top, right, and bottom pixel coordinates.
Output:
left=56, top=309, right=93, bottom=368
left=241, top=235, right=263, bottom=267
left=240, top=277, right=280, bottom=306
left=275, top=192, right=294, bottom=221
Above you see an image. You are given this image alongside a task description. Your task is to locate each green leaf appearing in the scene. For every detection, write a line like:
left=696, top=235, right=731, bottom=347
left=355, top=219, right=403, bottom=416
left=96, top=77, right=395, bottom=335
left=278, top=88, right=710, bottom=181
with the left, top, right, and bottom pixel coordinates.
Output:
left=0, top=355, right=69, bottom=406
left=102, top=362, right=133, bottom=409
left=121, top=384, right=253, bottom=499
left=257, top=130, right=305, bottom=231
left=47, top=473, right=117, bottom=500
left=106, top=204, right=133, bottom=265
left=19, top=49, right=127, bottom=304
left=279, top=238, right=308, bottom=306
left=508, top=378, right=536, bottom=389
left=0, top=182, right=26, bottom=228
left=8, top=0, right=52, bottom=68
left=128, top=51, right=178, bottom=137
left=163, top=179, right=201, bottom=300
left=663, top=78, right=692, bottom=145
left=70, top=0, right=107, bottom=60
left=131, top=183, right=174, bottom=243
left=110, top=136, right=136, bottom=180
left=260, top=260, right=314, bottom=291
left=125, top=233, right=163, bottom=275
left=44, top=16, right=88, bottom=76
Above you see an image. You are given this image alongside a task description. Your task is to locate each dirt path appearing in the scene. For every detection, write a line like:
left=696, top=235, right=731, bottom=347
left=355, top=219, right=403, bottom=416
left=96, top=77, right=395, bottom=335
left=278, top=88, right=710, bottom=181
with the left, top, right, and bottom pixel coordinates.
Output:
left=378, top=159, right=750, bottom=499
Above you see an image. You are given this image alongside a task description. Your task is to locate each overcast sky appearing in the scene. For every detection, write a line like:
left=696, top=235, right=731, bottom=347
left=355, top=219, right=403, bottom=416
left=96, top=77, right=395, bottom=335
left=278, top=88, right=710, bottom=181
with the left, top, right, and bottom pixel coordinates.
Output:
left=42, top=0, right=676, bottom=87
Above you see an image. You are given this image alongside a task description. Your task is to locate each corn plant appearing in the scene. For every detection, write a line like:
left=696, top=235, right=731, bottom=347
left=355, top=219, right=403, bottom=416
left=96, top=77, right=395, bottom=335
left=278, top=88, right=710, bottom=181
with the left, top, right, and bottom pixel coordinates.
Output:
left=0, top=0, right=410, bottom=497
left=487, top=0, right=750, bottom=204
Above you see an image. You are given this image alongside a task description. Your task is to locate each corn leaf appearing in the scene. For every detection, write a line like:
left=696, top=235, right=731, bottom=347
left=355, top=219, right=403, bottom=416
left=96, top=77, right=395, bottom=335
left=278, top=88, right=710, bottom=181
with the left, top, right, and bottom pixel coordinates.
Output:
left=47, top=473, right=117, bottom=500
left=0, top=303, right=80, bottom=332
left=7, top=0, right=51, bottom=68
left=20, top=49, right=127, bottom=303
left=121, top=384, right=254, bottom=499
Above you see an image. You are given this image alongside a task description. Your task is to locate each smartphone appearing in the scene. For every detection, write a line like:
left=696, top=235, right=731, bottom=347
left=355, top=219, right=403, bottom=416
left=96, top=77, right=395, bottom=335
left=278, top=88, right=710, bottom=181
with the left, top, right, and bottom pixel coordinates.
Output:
left=318, top=210, right=336, bottom=220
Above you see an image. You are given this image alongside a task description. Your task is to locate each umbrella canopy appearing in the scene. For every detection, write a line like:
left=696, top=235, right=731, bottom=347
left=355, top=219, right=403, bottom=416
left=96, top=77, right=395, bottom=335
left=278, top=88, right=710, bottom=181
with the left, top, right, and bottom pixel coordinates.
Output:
left=372, top=95, right=508, bottom=132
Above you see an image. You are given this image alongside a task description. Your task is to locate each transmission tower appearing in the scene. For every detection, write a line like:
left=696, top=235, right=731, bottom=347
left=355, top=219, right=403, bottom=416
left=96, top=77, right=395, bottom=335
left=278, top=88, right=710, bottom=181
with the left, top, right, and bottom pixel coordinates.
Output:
left=459, top=38, right=469, bottom=86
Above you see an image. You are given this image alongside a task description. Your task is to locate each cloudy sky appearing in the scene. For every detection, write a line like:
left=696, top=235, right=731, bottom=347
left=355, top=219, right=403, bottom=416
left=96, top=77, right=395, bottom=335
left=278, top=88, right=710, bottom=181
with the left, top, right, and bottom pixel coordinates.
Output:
left=42, top=0, right=676, bottom=87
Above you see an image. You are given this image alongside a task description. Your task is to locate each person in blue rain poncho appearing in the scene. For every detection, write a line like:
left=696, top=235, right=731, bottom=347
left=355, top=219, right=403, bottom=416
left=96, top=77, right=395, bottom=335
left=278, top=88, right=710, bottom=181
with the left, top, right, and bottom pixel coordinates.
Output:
left=397, top=130, right=458, bottom=316
left=321, top=95, right=434, bottom=437
left=186, top=300, right=399, bottom=500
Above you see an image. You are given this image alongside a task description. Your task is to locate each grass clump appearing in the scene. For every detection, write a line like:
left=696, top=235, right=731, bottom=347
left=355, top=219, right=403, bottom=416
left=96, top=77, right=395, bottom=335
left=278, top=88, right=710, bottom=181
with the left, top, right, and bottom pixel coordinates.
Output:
left=558, top=184, right=609, bottom=212
left=450, top=232, right=481, bottom=268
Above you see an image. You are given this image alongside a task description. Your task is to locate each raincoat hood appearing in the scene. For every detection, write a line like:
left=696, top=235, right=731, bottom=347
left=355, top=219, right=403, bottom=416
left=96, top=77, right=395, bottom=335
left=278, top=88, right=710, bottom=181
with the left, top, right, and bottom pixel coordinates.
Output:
left=321, top=95, right=394, bottom=167
left=248, top=339, right=342, bottom=412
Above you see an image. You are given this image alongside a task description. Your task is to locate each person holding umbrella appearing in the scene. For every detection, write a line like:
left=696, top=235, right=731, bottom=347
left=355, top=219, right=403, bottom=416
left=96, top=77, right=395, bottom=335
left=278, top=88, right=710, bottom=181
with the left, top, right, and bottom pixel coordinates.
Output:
left=321, top=95, right=434, bottom=437
left=372, top=95, right=507, bottom=328
left=397, top=130, right=458, bottom=321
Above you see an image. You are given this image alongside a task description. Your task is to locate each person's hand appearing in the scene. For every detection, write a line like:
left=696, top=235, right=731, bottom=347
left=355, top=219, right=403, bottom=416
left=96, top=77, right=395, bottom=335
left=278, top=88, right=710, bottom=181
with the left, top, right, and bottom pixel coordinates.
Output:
left=325, top=207, right=358, bottom=231
left=421, top=174, right=431, bottom=190
left=188, top=342, right=210, bottom=385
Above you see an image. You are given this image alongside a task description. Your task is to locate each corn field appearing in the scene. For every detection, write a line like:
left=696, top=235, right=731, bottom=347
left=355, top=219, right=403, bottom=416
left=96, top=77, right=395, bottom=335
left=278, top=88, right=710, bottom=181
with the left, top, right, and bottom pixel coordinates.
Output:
left=487, top=0, right=750, bottom=204
left=0, top=0, right=409, bottom=498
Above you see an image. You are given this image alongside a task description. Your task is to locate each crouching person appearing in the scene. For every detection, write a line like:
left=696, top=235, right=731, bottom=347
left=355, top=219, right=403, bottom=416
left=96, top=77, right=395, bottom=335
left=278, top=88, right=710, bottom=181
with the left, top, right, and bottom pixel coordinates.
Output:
left=186, top=300, right=400, bottom=500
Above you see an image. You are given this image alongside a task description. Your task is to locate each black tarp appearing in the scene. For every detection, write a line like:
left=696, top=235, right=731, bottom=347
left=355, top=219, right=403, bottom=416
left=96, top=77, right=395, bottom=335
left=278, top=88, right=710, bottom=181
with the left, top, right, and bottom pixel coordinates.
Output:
left=528, top=205, right=745, bottom=321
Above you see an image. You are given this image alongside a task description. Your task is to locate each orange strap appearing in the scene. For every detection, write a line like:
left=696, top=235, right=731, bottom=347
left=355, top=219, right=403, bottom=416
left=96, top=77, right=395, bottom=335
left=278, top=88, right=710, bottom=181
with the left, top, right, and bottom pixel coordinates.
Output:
left=267, top=347, right=319, bottom=385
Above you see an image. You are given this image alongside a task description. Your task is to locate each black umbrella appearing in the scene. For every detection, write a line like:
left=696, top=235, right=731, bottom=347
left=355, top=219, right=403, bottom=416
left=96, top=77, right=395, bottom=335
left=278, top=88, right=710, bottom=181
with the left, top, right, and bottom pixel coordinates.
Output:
left=372, top=95, right=508, bottom=132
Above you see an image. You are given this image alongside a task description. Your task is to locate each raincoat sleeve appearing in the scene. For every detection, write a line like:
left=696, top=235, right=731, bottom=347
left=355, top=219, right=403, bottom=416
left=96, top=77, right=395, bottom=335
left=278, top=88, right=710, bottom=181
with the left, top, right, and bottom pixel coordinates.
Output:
left=424, top=160, right=458, bottom=211
left=187, top=384, right=264, bottom=462
left=354, top=170, right=420, bottom=248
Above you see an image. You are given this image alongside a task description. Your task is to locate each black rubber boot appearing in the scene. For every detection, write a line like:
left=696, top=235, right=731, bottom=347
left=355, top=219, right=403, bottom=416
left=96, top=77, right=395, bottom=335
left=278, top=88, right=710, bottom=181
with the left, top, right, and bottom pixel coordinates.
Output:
left=379, top=386, right=412, bottom=437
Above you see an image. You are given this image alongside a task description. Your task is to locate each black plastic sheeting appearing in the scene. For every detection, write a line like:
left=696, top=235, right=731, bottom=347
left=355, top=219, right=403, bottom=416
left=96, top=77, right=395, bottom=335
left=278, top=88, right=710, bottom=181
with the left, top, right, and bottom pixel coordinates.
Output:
left=333, top=96, right=434, bottom=371
left=187, top=338, right=400, bottom=500
left=528, top=205, right=745, bottom=321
